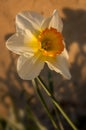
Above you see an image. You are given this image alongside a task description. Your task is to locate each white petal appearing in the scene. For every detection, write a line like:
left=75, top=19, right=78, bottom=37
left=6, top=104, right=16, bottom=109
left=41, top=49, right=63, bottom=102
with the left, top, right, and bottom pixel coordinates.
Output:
left=6, top=32, right=34, bottom=55
left=41, top=16, right=51, bottom=29
left=26, top=11, right=44, bottom=25
left=61, top=48, right=69, bottom=59
left=61, top=41, right=69, bottom=59
left=49, top=10, right=63, bottom=32
left=46, top=54, right=71, bottom=79
left=17, top=54, right=44, bottom=80
left=16, top=11, right=44, bottom=33
left=42, top=10, right=63, bottom=32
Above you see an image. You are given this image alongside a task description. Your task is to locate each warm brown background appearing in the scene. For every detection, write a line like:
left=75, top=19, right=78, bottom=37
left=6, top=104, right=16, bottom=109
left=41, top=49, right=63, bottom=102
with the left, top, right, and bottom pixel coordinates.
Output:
left=0, top=0, right=86, bottom=129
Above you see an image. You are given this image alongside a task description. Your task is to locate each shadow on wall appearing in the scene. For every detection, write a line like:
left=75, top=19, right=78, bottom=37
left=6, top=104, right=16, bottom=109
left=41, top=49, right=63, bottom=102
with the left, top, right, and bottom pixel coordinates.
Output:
left=62, top=8, right=86, bottom=99
left=62, top=8, right=86, bottom=129
left=0, top=51, right=28, bottom=108
left=62, top=8, right=86, bottom=48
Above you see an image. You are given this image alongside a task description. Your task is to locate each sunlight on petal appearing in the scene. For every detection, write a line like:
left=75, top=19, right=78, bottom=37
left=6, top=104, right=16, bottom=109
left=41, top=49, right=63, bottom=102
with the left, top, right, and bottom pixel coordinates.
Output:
left=41, top=16, right=52, bottom=30
left=49, top=10, right=63, bottom=32
left=6, top=33, right=34, bottom=55
left=17, top=54, right=44, bottom=80
left=62, top=48, right=69, bottom=59
left=46, top=54, right=71, bottom=79
left=16, top=11, right=44, bottom=33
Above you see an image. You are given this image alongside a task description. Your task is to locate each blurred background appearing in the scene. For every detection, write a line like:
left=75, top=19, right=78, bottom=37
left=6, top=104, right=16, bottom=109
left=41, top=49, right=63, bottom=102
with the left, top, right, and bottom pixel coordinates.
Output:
left=0, top=0, right=86, bottom=129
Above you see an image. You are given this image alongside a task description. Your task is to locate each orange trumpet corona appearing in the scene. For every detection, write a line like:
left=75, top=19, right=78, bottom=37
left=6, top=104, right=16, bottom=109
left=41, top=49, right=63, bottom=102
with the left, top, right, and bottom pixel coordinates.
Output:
left=38, top=27, right=64, bottom=57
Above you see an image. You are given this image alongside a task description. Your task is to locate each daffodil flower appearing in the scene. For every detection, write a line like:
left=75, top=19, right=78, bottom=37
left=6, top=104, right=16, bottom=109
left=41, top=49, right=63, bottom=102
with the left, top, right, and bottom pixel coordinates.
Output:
left=6, top=10, right=71, bottom=80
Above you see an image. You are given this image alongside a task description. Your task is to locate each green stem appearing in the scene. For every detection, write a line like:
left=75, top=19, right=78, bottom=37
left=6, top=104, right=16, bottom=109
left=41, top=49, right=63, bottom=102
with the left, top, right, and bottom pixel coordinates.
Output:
left=53, top=105, right=64, bottom=130
left=32, top=79, right=60, bottom=130
left=36, top=77, right=78, bottom=130
left=48, top=72, right=64, bottom=130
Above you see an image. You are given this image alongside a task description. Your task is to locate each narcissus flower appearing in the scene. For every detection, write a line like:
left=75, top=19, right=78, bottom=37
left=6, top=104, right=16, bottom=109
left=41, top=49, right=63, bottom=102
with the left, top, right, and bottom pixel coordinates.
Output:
left=6, top=10, right=71, bottom=80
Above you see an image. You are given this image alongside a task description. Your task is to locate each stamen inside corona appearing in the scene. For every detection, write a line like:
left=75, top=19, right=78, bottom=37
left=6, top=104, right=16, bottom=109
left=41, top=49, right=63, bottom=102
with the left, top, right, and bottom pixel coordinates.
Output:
left=38, top=27, right=64, bottom=57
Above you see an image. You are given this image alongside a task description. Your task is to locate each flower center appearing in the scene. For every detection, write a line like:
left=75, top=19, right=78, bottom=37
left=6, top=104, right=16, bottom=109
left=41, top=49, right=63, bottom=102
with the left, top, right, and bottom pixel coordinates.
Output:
left=38, top=27, right=64, bottom=57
